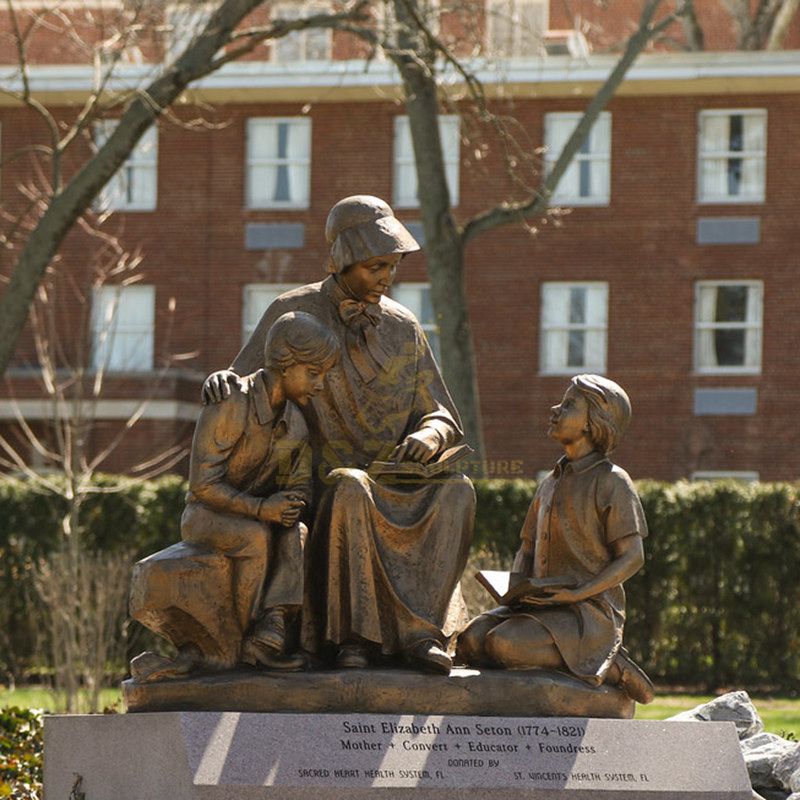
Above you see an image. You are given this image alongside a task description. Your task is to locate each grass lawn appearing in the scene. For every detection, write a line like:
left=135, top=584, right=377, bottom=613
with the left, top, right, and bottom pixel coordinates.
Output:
left=0, top=685, right=123, bottom=714
left=0, top=685, right=797, bottom=737
left=635, top=692, right=800, bottom=739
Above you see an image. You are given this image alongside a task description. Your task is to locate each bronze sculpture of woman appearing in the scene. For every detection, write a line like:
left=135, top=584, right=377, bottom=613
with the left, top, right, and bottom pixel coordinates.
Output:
left=204, top=195, right=475, bottom=674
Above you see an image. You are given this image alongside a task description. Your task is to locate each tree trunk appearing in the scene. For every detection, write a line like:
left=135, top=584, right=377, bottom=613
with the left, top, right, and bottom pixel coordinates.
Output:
left=0, top=0, right=268, bottom=378
left=391, top=0, right=485, bottom=461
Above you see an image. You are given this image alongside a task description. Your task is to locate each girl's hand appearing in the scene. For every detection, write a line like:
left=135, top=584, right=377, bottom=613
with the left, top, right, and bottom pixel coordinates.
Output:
left=522, top=586, right=584, bottom=606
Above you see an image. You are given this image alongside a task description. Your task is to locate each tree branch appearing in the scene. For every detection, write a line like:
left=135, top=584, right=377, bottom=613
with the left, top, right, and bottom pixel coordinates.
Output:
left=210, top=0, right=371, bottom=69
left=461, top=0, right=688, bottom=245
left=766, top=0, right=800, bottom=48
left=0, top=0, right=370, bottom=378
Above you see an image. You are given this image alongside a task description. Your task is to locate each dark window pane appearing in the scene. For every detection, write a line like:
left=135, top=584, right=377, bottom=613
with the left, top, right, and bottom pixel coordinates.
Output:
left=420, top=287, right=433, bottom=325
left=579, top=160, right=591, bottom=197
left=274, top=164, right=290, bottom=201
left=728, top=157, right=743, bottom=195
left=715, top=285, right=747, bottom=322
left=729, top=114, right=743, bottom=152
left=569, top=287, right=586, bottom=324
left=567, top=330, right=585, bottom=367
left=714, top=329, right=745, bottom=366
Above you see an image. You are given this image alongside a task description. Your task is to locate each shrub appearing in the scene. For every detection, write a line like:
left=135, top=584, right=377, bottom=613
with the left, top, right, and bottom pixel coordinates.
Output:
left=1, top=474, right=799, bottom=690
left=0, top=707, right=42, bottom=800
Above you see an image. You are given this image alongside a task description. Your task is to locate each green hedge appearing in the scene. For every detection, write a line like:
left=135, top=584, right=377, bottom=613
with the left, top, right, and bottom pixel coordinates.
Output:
left=474, top=478, right=800, bottom=690
left=1, top=475, right=799, bottom=690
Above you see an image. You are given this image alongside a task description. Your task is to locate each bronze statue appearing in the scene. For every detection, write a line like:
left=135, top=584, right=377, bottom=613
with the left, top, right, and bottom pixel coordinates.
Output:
left=129, top=312, right=339, bottom=682
left=203, top=195, right=475, bottom=675
left=457, top=374, right=654, bottom=704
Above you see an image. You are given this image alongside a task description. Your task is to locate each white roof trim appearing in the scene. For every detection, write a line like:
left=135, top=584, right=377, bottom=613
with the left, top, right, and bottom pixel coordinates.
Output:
left=3, top=50, right=800, bottom=95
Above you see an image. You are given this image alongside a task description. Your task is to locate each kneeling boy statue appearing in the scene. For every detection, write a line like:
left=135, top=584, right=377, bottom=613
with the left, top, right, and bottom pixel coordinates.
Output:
left=129, top=311, right=339, bottom=682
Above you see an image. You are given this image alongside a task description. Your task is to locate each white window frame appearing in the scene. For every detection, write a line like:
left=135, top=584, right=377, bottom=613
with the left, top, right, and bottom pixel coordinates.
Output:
left=246, top=117, right=312, bottom=210
left=539, top=281, right=608, bottom=375
left=95, top=122, right=158, bottom=212
left=691, top=470, right=760, bottom=483
left=270, top=2, right=332, bottom=62
left=697, top=109, right=767, bottom=204
left=91, top=285, right=155, bottom=373
left=164, top=2, right=215, bottom=63
left=393, top=115, right=460, bottom=209
left=391, top=281, right=440, bottom=363
left=242, top=284, right=299, bottom=346
left=544, top=111, right=611, bottom=206
left=694, top=280, right=763, bottom=375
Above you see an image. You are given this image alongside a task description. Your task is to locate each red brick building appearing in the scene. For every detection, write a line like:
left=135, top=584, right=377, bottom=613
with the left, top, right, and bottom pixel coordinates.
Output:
left=1, top=1, right=799, bottom=481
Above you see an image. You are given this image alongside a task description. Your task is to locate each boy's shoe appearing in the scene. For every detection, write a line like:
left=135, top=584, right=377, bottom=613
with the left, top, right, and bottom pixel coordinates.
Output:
left=130, top=646, right=202, bottom=683
left=614, top=647, right=654, bottom=704
left=250, top=608, right=287, bottom=653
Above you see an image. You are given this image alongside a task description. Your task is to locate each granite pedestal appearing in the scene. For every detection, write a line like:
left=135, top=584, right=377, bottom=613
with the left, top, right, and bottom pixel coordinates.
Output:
left=44, top=709, right=752, bottom=799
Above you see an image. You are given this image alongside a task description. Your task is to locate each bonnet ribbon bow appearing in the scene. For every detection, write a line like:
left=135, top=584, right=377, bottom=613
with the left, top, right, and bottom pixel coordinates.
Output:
left=338, top=299, right=390, bottom=384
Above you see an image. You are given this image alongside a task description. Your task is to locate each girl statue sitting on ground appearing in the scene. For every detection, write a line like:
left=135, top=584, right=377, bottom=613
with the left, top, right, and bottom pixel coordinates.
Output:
left=457, top=374, right=654, bottom=704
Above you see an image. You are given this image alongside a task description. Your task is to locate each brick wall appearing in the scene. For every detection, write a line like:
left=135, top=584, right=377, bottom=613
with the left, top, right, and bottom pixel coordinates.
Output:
left=4, top=84, right=799, bottom=480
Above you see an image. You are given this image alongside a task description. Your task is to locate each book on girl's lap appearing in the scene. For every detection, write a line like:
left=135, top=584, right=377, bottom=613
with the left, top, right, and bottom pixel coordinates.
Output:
left=476, top=571, right=578, bottom=605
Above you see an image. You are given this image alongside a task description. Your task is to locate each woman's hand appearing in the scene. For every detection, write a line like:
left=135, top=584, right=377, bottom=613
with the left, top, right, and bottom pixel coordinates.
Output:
left=389, top=429, right=441, bottom=464
left=201, top=370, right=242, bottom=404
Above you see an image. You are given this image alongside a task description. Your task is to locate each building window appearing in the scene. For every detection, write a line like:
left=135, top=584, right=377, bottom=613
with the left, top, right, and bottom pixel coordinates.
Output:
left=544, top=112, right=611, bottom=206
left=95, top=123, right=157, bottom=212
left=392, top=282, right=440, bottom=362
left=698, top=110, right=766, bottom=203
left=271, top=3, right=331, bottom=62
left=92, top=285, right=155, bottom=372
left=485, top=0, right=548, bottom=57
left=164, top=3, right=214, bottom=62
left=540, top=282, right=608, bottom=374
left=393, top=115, right=459, bottom=209
left=242, top=284, right=299, bottom=345
left=694, top=281, right=762, bottom=374
left=691, top=471, right=759, bottom=483
left=246, top=118, right=311, bottom=209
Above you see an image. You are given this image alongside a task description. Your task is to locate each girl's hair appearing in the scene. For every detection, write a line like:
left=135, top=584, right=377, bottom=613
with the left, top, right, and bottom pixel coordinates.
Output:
left=571, top=374, right=631, bottom=455
left=264, top=312, right=340, bottom=371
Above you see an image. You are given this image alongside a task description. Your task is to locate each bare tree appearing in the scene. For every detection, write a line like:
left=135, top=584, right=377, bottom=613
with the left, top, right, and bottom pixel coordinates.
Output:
left=337, top=0, right=689, bottom=457
left=696, top=0, right=800, bottom=50
left=0, top=0, right=371, bottom=378
left=0, top=220, right=192, bottom=711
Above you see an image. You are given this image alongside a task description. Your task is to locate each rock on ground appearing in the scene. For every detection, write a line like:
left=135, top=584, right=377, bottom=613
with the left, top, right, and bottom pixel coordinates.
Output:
left=741, top=734, right=798, bottom=789
left=775, top=744, right=800, bottom=793
left=667, top=690, right=764, bottom=740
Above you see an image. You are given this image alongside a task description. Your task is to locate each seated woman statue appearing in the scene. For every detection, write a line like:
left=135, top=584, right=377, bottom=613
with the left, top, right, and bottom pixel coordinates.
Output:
left=457, top=374, right=654, bottom=704
left=204, top=195, right=475, bottom=674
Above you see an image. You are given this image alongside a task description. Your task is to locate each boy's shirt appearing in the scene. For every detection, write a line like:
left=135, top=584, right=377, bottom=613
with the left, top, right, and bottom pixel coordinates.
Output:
left=187, top=369, right=311, bottom=519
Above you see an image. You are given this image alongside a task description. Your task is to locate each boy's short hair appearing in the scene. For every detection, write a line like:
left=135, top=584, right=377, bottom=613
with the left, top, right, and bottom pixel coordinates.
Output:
left=571, top=374, right=631, bottom=455
left=264, top=312, right=340, bottom=371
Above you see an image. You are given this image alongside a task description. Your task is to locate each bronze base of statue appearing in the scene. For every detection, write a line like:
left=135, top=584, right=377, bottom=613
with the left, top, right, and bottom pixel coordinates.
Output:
left=122, top=666, right=635, bottom=719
